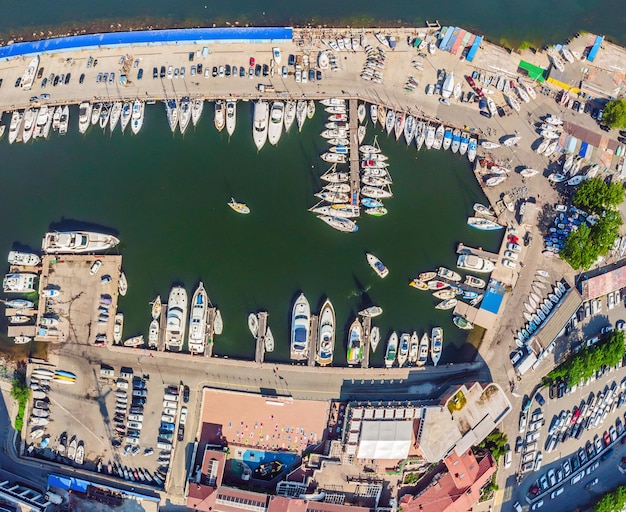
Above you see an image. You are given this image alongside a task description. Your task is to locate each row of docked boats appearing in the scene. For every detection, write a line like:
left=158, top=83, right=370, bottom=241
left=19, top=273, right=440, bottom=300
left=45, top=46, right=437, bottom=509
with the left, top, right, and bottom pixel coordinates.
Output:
left=516, top=272, right=567, bottom=346
left=410, top=266, right=487, bottom=313
left=113, top=282, right=222, bottom=355
left=368, top=103, right=477, bottom=163
left=253, top=99, right=315, bottom=151
left=288, top=292, right=383, bottom=366
left=77, top=100, right=145, bottom=136
left=5, top=105, right=70, bottom=143
left=384, top=327, right=444, bottom=368
left=467, top=203, right=503, bottom=231
left=543, top=204, right=592, bottom=256
left=165, top=97, right=206, bottom=135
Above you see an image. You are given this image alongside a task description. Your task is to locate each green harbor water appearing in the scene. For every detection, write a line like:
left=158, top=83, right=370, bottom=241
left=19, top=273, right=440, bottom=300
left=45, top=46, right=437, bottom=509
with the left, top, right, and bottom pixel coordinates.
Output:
left=0, top=104, right=500, bottom=365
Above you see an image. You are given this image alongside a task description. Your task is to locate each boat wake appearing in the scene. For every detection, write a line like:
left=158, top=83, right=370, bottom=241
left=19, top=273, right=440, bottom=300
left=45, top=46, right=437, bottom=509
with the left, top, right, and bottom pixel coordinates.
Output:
left=347, top=284, right=372, bottom=298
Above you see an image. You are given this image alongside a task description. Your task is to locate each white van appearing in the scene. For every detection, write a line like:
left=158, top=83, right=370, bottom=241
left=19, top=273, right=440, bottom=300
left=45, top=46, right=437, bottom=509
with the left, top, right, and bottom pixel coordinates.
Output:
left=125, top=436, right=140, bottom=445
left=163, top=400, right=178, bottom=409
left=157, top=441, right=172, bottom=451
left=163, top=393, right=179, bottom=402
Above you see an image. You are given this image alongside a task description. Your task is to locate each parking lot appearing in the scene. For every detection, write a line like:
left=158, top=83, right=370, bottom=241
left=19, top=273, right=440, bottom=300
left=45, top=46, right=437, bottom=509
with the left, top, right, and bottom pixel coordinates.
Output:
left=25, top=358, right=189, bottom=490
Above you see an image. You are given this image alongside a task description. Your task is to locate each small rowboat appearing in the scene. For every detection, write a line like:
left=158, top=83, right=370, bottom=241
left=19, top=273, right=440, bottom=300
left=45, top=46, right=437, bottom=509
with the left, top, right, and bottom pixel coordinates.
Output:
left=228, top=198, right=250, bottom=214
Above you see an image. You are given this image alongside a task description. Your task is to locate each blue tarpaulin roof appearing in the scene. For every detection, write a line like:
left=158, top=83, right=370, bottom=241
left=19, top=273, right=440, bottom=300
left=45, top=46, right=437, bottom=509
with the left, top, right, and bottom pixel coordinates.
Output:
left=481, top=280, right=505, bottom=315
left=587, top=35, right=604, bottom=62
left=48, top=474, right=88, bottom=493
left=438, top=27, right=454, bottom=50
left=466, top=35, right=483, bottom=63
left=0, top=27, right=293, bottom=60
left=579, top=141, right=589, bottom=158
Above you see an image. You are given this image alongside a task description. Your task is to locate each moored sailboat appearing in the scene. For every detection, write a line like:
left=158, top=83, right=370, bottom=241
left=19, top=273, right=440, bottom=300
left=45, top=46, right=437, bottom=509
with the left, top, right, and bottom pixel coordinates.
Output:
left=431, top=327, right=443, bottom=366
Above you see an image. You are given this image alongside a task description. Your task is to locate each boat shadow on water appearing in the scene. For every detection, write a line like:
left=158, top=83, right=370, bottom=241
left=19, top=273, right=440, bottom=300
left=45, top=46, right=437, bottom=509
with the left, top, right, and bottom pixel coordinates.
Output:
left=49, top=219, right=120, bottom=242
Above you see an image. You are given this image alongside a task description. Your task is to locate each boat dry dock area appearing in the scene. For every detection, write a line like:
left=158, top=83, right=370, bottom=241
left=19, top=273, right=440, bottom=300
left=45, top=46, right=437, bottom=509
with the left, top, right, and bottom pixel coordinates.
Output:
left=34, top=254, right=122, bottom=344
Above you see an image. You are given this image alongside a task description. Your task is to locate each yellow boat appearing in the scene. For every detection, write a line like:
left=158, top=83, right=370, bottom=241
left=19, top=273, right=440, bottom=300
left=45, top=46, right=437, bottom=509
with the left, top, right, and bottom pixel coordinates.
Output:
left=228, top=198, right=250, bottom=214
left=409, top=279, right=428, bottom=291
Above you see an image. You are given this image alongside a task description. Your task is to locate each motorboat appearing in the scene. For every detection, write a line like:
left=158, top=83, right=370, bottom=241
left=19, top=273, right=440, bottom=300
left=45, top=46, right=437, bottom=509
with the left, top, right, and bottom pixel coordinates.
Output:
left=366, top=253, right=389, bottom=278
left=188, top=282, right=208, bottom=354
left=442, top=127, right=453, bottom=151
left=459, top=132, right=470, bottom=155
left=453, top=315, right=474, bottom=330
left=315, top=298, right=335, bottom=366
left=541, top=129, right=560, bottom=139
left=268, top=101, right=285, bottom=146
left=75, top=443, right=85, bottom=465
left=307, top=100, right=315, bottom=118
left=418, top=271, right=436, bottom=282
left=151, top=295, right=162, bottom=320
left=417, top=333, right=429, bottom=366
left=408, top=332, right=419, bottom=364
left=9, top=315, right=30, bottom=324
left=222, top=100, right=236, bottom=137
left=165, top=285, right=188, bottom=352
left=179, top=97, right=192, bottom=135
left=113, top=313, right=123, bottom=343
left=435, top=298, right=457, bottom=310
left=228, top=198, right=250, bottom=214
left=317, top=215, right=358, bottom=232
left=438, top=267, right=461, bottom=282
left=124, top=335, right=144, bottom=347
left=369, top=326, right=381, bottom=352
left=214, top=100, right=225, bottom=132
left=567, top=175, right=585, bottom=186
left=120, top=102, right=132, bottom=133
left=361, top=197, right=384, bottom=208
left=467, top=138, right=477, bottom=162
left=265, top=326, right=274, bottom=352
left=545, top=115, right=563, bottom=125
left=425, top=124, right=436, bottom=149
left=409, top=279, right=429, bottom=290
left=22, top=108, right=36, bottom=143
left=130, top=100, right=144, bottom=135
left=451, top=128, right=461, bottom=153
left=365, top=206, right=388, bottom=216
left=433, top=124, right=444, bottom=150
left=99, top=103, right=111, bottom=130
left=346, top=318, right=363, bottom=366
left=467, top=217, right=503, bottom=230
left=283, top=101, right=296, bottom=132
left=8, top=251, right=40, bottom=267
left=322, top=152, right=346, bottom=164
left=464, top=275, right=486, bottom=288
left=118, top=272, right=127, bottom=296
left=431, top=327, right=443, bottom=366
left=191, top=98, right=204, bottom=126
left=253, top=101, right=269, bottom=150
left=457, top=254, right=495, bottom=273
left=398, top=333, right=409, bottom=367
left=248, top=313, right=259, bottom=338
left=427, top=279, right=449, bottom=290
left=359, top=306, right=383, bottom=318
left=41, top=231, right=119, bottom=254
left=291, top=293, right=310, bottom=360
left=384, top=332, right=398, bottom=368
left=148, top=319, right=159, bottom=348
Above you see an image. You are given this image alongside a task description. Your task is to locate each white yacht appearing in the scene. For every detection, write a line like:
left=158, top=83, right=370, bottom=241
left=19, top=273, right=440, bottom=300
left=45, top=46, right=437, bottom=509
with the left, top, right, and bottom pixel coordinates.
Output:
left=291, top=293, right=310, bottom=360
left=442, top=71, right=455, bottom=99
left=284, top=101, right=296, bottom=132
left=165, top=99, right=179, bottom=133
left=179, top=97, right=191, bottom=135
left=165, top=285, right=188, bottom=352
left=252, top=100, right=269, bottom=151
left=22, top=108, right=36, bottom=143
left=456, top=254, right=496, bottom=273
left=225, top=100, right=237, bottom=136
left=78, top=102, right=91, bottom=134
left=214, top=100, right=225, bottom=132
left=296, top=100, right=307, bottom=132
left=268, top=101, right=284, bottom=146
left=59, top=105, right=69, bottom=135
left=131, top=100, right=144, bottom=135
left=8, top=251, right=41, bottom=266
left=3, top=273, right=37, bottom=293
left=34, top=106, right=49, bottom=139
left=41, top=231, right=120, bottom=254
left=8, top=111, right=23, bottom=144
left=191, top=98, right=204, bottom=126
left=120, top=102, right=132, bottom=133
left=109, top=102, right=122, bottom=132
left=20, top=56, right=39, bottom=91
left=187, top=282, right=208, bottom=354
left=315, top=298, right=335, bottom=366
left=90, top=102, right=102, bottom=125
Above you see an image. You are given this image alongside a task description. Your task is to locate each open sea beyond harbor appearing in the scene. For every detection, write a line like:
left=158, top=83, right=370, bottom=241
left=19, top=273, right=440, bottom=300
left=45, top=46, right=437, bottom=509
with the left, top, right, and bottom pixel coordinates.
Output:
left=0, top=1, right=623, bottom=48
left=0, top=103, right=501, bottom=364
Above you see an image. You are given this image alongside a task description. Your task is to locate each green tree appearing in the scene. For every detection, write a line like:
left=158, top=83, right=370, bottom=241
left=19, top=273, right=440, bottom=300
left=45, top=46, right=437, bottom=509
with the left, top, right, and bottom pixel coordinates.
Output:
left=602, top=99, right=626, bottom=129
left=562, top=223, right=596, bottom=270
left=10, top=377, right=29, bottom=432
left=573, top=178, right=625, bottom=213
left=594, top=484, right=626, bottom=512
left=477, top=429, right=508, bottom=459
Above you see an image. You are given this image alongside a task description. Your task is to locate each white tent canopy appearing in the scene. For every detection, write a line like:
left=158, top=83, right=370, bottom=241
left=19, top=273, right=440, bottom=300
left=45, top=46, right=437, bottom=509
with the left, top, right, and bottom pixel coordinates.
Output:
left=357, top=420, right=413, bottom=460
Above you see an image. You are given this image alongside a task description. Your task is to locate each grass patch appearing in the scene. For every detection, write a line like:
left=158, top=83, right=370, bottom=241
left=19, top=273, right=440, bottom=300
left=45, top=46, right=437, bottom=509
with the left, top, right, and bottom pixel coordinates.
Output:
left=11, top=377, right=29, bottom=432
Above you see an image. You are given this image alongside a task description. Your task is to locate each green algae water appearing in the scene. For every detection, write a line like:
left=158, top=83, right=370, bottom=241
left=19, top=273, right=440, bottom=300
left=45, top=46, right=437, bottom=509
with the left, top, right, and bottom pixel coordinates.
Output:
left=0, top=103, right=500, bottom=365
left=0, top=1, right=622, bottom=48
